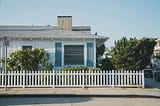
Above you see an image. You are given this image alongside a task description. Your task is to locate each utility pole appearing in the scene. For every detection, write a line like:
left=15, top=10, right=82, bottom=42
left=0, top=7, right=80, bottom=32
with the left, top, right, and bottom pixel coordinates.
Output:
left=3, top=36, right=9, bottom=91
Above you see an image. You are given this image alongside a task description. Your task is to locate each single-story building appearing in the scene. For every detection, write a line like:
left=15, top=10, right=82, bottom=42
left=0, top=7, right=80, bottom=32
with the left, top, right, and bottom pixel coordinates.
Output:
left=0, top=16, right=109, bottom=70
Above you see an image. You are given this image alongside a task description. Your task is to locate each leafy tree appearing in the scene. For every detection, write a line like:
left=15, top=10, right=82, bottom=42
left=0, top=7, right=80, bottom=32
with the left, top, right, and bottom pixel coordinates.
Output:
left=112, top=37, right=156, bottom=70
left=100, top=57, right=115, bottom=70
left=96, top=44, right=115, bottom=70
left=2, top=48, right=53, bottom=71
left=96, top=44, right=105, bottom=56
left=96, top=44, right=105, bottom=67
left=153, top=55, right=160, bottom=60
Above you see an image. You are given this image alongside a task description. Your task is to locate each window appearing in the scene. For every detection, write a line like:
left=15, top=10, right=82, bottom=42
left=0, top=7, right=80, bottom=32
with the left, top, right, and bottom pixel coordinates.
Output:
left=64, top=45, right=84, bottom=65
left=22, top=46, right=32, bottom=50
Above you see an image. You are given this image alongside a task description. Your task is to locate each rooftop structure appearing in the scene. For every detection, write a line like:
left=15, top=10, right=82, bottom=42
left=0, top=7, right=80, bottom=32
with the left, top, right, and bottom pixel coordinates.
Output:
left=154, top=38, right=160, bottom=55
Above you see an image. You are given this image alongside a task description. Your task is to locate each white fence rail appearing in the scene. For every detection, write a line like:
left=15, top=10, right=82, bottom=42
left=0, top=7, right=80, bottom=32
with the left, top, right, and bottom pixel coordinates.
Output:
left=0, top=70, right=144, bottom=88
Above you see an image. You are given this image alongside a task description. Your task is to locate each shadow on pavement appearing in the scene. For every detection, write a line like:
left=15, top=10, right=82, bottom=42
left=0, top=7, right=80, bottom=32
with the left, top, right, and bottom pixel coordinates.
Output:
left=0, top=97, right=92, bottom=105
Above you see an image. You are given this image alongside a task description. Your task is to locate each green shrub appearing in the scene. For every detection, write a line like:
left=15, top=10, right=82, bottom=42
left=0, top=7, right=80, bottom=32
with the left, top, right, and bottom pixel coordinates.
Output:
left=61, top=66, right=100, bottom=72
left=1, top=48, right=53, bottom=71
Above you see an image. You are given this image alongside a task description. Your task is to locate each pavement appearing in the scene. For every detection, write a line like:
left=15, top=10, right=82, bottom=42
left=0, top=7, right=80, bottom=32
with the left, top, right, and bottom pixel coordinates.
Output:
left=1, top=95, right=160, bottom=106
left=0, top=87, right=160, bottom=98
left=145, top=78, right=160, bottom=88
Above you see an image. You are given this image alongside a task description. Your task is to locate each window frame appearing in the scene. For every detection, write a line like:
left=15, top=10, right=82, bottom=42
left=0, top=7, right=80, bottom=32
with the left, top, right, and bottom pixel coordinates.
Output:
left=63, top=44, right=85, bottom=66
left=22, top=45, right=33, bottom=50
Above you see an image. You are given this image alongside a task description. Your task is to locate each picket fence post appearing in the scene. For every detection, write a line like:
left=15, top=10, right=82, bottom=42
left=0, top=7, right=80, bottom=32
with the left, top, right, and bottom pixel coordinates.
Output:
left=52, top=70, right=55, bottom=88
left=112, top=70, right=115, bottom=88
left=142, top=70, right=145, bottom=88
left=82, top=70, right=85, bottom=88
left=23, top=70, right=25, bottom=88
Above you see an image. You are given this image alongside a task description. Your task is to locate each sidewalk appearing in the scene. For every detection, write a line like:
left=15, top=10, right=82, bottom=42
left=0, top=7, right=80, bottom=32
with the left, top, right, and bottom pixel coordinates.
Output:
left=0, top=88, right=160, bottom=98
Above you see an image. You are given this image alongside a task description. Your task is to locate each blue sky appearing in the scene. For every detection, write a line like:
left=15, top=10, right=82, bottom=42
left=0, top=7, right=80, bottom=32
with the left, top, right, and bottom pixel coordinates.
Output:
left=0, top=0, right=160, bottom=47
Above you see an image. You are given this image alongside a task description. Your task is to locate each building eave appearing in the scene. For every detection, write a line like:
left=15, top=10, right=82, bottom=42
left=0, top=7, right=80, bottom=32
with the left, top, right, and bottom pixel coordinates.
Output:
left=96, top=37, right=109, bottom=47
left=156, top=38, right=160, bottom=42
left=0, top=25, right=109, bottom=46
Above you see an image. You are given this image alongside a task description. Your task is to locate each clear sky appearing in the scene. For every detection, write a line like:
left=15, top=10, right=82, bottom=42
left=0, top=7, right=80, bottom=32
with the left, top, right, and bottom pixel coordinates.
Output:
left=0, top=0, right=160, bottom=47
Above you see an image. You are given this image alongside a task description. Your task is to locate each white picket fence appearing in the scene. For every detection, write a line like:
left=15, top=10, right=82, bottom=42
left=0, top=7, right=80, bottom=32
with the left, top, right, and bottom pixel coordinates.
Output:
left=0, top=70, right=145, bottom=88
